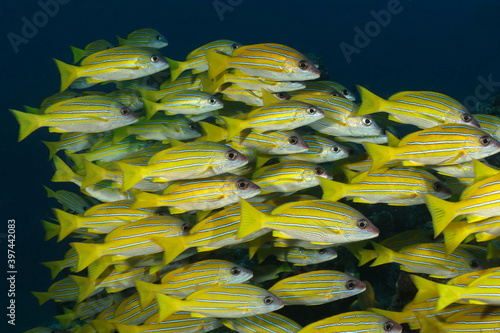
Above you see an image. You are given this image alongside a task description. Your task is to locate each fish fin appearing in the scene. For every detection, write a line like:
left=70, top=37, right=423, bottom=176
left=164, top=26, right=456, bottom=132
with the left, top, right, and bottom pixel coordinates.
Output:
left=255, top=154, right=272, bottom=169
left=356, top=86, right=386, bottom=116
left=363, top=142, right=394, bottom=172
left=71, top=242, right=102, bottom=272
left=190, top=313, right=208, bottom=318
left=112, top=126, right=130, bottom=144
left=41, top=260, right=63, bottom=280
left=52, top=156, right=76, bottom=183
left=370, top=308, right=412, bottom=326
left=53, top=58, right=79, bottom=92
left=358, top=249, right=378, bottom=266
left=142, top=99, right=160, bottom=120
left=116, top=35, right=126, bottom=46
left=435, top=283, right=464, bottom=311
left=219, top=116, right=245, bottom=141
left=24, top=105, right=41, bottom=114
left=131, top=192, right=159, bottom=209
left=257, top=248, right=270, bottom=263
left=10, top=109, right=42, bottom=141
left=31, top=291, right=51, bottom=305
left=386, top=131, right=400, bottom=147
left=475, top=232, right=499, bottom=242
left=249, top=236, right=268, bottom=260
left=472, top=159, right=499, bottom=183
left=55, top=312, right=75, bottom=330
left=199, top=121, right=227, bottom=142
left=196, top=209, right=212, bottom=222
left=442, top=221, right=469, bottom=255
left=53, top=208, right=81, bottom=241
left=415, top=314, right=442, bottom=333
left=237, top=199, right=267, bottom=239
left=70, top=45, right=85, bottom=64
left=117, top=162, right=145, bottom=191
left=370, top=242, right=395, bottom=267
left=466, top=214, right=487, bottom=223
left=169, top=207, right=187, bottom=214
left=71, top=275, right=96, bottom=303
left=82, top=160, right=108, bottom=189
left=135, top=280, right=158, bottom=310
left=318, top=177, right=346, bottom=202
left=44, top=185, right=56, bottom=198
left=138, top=88, right=159, bottom=102
left=156, top=294, right=183, bottom=322
left=165, top=58, right=185, bottom=82
left=410, top=275, right=439, bottom=303
left=154, top=236, right=187, bottom=265
left=423, top=194, right=457, bottom=237
left=272, top=231, right=291, bottom=239
left=87, top=256, right=116, bottom=281
left=41, top=220, right=60, bottom=242
left=42, top=141, right=59, bottom=159
left=112, top=323, right=142, bottom=333
left=205, top=49, right=230, bottom=80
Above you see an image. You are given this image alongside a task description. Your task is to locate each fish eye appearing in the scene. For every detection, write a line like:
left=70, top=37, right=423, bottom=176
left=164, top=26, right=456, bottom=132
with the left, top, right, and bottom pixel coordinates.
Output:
left=181, top=223, right=191, bottom=232
left=469, top=260, right=480, bottom=269
left=345, top=280, right=357, bottom=290
left=432, top=182, right=443, bottom=191
left=314, top=167, right=325, bottom=176
left=236, top=179, right=249, bottom=190
left=226, top=150, right=239, bottom=160
left=156, top=35, right=162, bottom=40
left=357, top=219, right=368, bottom=229
left=480, top=136, right=491, bottom=146
left=333, top=146, right=340, bottom=153
left=298, top=60, right=309, bottom=70
left=208, top=98, right=217, bottom=105
left=318, top=248, right=326, bottom=254
left=150, top=55, right=160, bottom=63
left=263, top=296, right=274, bottom=305
left=121, top=107, right=131, bottom=115
left=341, top=89, right=349, bottom=96
left=188, top=123, right=197, bottom=130
left=383, top=322, right=394, bottom=331
left=461, top=113, right=472, bottom=122
left=275, top=92, right=289, bottom=100
left=289, top=136, right=299, bottom=145
left=307, top=107, right=317, bottom=115
left=231, top=43, right=239, bottom=50
left=362, top=117, right=372, bottom=126
left=230, top=267, right=241, bottom=275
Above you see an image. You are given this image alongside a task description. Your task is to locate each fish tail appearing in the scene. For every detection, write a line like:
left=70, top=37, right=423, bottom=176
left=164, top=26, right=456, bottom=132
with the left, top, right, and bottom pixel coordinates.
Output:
left=71, top=242, right=102, bottom=272
left=363, top=142, right=394, bottom=172
left=205, top=49, right=230, bottom=80
left=156, top=294, right=183, bottom=322
left=356, top=86, right=386, bottom=116
left=237, top=199, right=266, bottom=239
left=138, top=88, right=159, bottom=102
left=112, top=126, right=130, bottom=144
left=219, top=116, right=244, bottom=141
left=416, top=314, right=442, bottom=333
left=41, top=260, right=63, bottom=279
left=131, top=191, right=159, bottom=209
left=255, top=154, right=272, bottom=169
left=10, top=109, right=41, bottom=141
left=53, top=208, right=81, bottom=241
left=87, top=256, right=115, bottom=281
left=53, top=58, right=79, bottom=92
left=442, top=221, right=469, bottom=255
left=55, top=311, right=75, bottom=330
left=154, top=236, right=186, bottom=265
left=44, top=185, right=56, bottom=198
left=67, top=152, right=86, bottom=170
left=358, top=249, right=378, bottom=266
left=423, top=194, right=457, bottom=237
left=370, top=308, right=413, bottom=325
left=142, top=99, right=160, bottom=120
left=199, top=121, right=227, bottom=142
left=42, top=141, right=59, bottom=159
left=475, top=232, right=498, bottom=242
left=117, top=162, right=145, bottom=191
left=112, top=322, right=141, bottom=333
left=82, top=160, right=108, bottom=189
left=200, top=73, right=217, bottom=94
left=69, top=45, right=85, bottom=64
left=52, top=156, right=76, bottom=183
left=135, top=280, right=159, bottom=309
left=436, top=283, right=464, bottom=311
left=41, top=220, right=60, bottom=241
left=410, top=275, right=439, bottom=304
left=165, top=58, right=185, bottom=82
left=116, top=35, right=127, bottom=46
left=318, top=177, right=347, bottom=202
left=31, top=291, right=51, bottom=305
left=257, top=248, right=271, bottom=263
left=370, top=242, right=395, bottom=267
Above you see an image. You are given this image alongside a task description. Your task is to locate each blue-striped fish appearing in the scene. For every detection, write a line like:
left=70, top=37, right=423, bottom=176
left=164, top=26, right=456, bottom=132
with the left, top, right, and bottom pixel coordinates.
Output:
left=364, top=125, right=500, bottom=172
left=443, top=217, right=500, bottom=254
left=135, top=259, right=253, bottom=307
left=252, top=160, right=333, bottom=193
left=139, top=72, right=202, bottom=102
left=117, top=141, right=248, bottom=191
left=416, top=307, right=500, bottom=333
left=11, top=95, right=139, bottom=141
left=44, top=185, right=91, bottom=213
left=220, top=101, right=324, bottom=140
left=320, top=166, right=452, bottom=205
left=109, top=292, right=158, bottom=325
left=258, top=246, right=337, bottom=266
left=41, top=248, right=78, bottom=279
left=357, top=86, right=480, bottom=129
left=156, top=284, right=284, bottom=321
left=70, top=39, right=114, bottom=63
left=115, top=75, right=160, bottom=91
left=106, top=89, right=143, bottom=111
left=113, top=312, right=222, bottom=333
left=54, top=46, right=169, bottom=91
left=131, top=174, right=261, bottom=214
left=280, top=135, right=350, bottom=163
left=38, top=91, right=82, bottom=110
left=297, top=311, right=402, bottom=333
left=268, top=270, right=365, bottom=305
left=222, top=312, right=302, bottom=333
left=206, top=43, right=320, bottom=81
left=117, top=28, right=168, bottom=48
left=474, top=113, right=500, bottom=141
left=238, top=199, right=379, bottom=245
left=31, top=275, right=100, bottom=305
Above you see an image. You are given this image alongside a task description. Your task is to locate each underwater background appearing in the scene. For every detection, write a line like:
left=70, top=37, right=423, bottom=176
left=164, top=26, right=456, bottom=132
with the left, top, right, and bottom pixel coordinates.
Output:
left=2, top=0, right=500, bottom=332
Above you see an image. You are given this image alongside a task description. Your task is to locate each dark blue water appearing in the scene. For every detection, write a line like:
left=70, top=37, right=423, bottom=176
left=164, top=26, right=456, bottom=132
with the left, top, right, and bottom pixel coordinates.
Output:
left=2, top=0, right=500, bottom=331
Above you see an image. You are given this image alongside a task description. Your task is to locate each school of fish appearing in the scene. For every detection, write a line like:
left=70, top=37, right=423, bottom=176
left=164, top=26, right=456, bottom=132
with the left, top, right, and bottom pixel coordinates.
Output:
left=13, top=28, right=500, bottom=333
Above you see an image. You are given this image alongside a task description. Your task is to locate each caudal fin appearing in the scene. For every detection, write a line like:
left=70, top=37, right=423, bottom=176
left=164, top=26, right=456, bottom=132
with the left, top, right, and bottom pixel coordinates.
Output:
left=410, top=275, right=439, bottom=304
left=363, top=142, right=394, bottom=173
left=356, top=86, right=386, bottom=116
left=71, top=242, right=102, bottom=272
left=53, top=208, right=81, bottom=241
left=442, top=221, right=470, bottom=255
left=53, top=58, right=79, bottom=92
left=117, top=162, right=145, bottom=191
left=10, top=109, right=41, bottom=141
left=135, top=280, right=160, bottom=309
left=165, top=58, right=186, bottom=82
left=423, top=194, right=457, bottom=237
left=205, top=49, right=230, bottom=80
left=435, top=283, right=464, bottom=311
left=370, top=242, right=395, bottom=267
left=156, top=294, right=183, bottom=322
left=318, top=177, right=347, bottom=202
left=70, top=46, right=85, bottom=64
left=142, top=99, right=160, bottom=120
left=237, top=199, right=267, bottom=239
left=219, top=116, right=245, bottom=141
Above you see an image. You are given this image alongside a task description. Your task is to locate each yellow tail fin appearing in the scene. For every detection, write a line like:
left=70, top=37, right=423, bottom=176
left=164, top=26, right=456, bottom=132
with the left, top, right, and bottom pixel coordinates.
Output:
left=71, top=242, right=103, bottom=272
left=165, top=58, right=186, bottom=82
left=154, top=236, right=187, bottom=265
left=10, top=109, right=41, bottom=141
left=42, top=260, right=63, bottom=279
left=442, top=221, right=469, bottom=255
left=156, top=294, right=183, bottom=322
left=318, top=177, right=347, bottom=202
left=70, top=45, right=85, bottom=63
left=41, top=219, right=60, bottom=241
left=42, top=141, right=59, bottom=159
left=116, top=35, right=127, bottom=46
left=135, top=280, right=159, bottom=310
left=112, top=126, right=130, bottom=144
left=117, top=162, right=145, bottom=191
left=410, top=275, right=439, bottom=303
left=52, top=156, right=77, bottom=183
left=205, top=49, right=230, bottom=80
left=370, top=242, right=395, bottom=267
left=363, top=142, right=394, bottom=172
left=53, top=58, right=79, bottom=92
left=356, top=86, right=386, bottom=116
left=435, top=283, right=464, bottom=311
left=142, top=99, right=160, bottom=120
left=237, top=199, right=267, bottom=239
left=423, top=194, right=457, bottom=237
left=31, top=291, right=51, bottom=305
left=82, top=160, right=108, bottom=189
left=55, top=311, right=76, bottom=330
left=53, top=208, right=81, bottom=241
left=219, top=116, right=245, bottom=141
